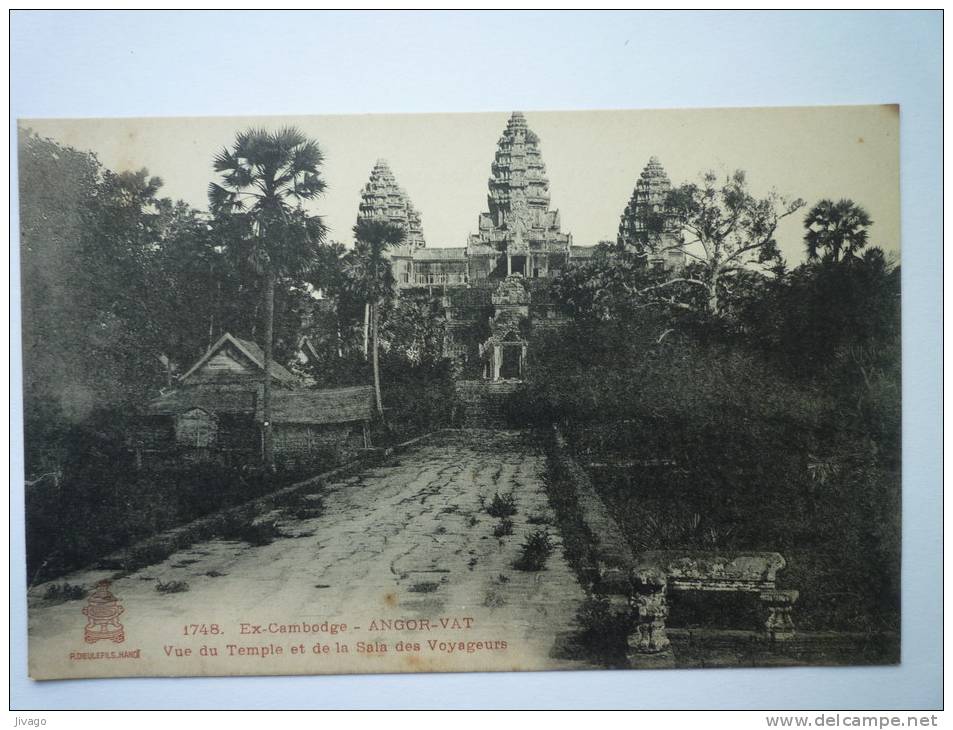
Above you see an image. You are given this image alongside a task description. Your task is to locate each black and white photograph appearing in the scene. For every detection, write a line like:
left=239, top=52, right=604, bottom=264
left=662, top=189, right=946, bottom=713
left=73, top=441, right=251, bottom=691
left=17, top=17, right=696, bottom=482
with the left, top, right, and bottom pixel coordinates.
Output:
left=18, top=104, right=903, bottom=680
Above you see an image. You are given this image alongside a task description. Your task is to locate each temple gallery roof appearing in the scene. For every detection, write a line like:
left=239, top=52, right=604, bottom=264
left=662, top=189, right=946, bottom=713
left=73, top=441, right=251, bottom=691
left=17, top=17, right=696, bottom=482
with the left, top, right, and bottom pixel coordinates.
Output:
left=388, top=245, right=466, bottom=261
left=413, top=247, right=467, bottom=261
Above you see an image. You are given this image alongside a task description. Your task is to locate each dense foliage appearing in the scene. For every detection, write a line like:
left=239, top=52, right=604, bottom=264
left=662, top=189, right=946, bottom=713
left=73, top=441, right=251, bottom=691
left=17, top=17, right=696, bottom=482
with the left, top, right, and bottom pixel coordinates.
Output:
left=519, top=234, right=900, bottom=632
left=20, top=127, right=899, bottom=638
left=208, top=126, right=330, bottom=469
left=20, top=131, right=453, bottom=474
left=20, top=130, right=454, bottom=579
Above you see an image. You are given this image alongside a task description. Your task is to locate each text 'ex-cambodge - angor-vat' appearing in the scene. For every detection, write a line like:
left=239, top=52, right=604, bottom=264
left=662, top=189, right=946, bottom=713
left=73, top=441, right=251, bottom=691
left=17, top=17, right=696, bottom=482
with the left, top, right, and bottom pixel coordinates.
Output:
left=357, top=111, right=685, bottom=383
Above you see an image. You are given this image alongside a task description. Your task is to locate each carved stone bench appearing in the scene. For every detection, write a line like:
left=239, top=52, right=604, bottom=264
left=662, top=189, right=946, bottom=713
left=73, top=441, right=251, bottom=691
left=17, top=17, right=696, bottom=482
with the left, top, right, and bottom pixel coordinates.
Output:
left=628, top=551, right=798, bottom=658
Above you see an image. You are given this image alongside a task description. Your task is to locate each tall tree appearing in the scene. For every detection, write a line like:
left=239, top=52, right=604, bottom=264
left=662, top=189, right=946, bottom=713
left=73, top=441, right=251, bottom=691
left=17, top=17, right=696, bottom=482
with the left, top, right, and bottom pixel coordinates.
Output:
left=19, top=131, right=208, bottom=472
left=381, top=297, right=449, bottom=368
left=803, top=198, right=873, bottom=263
left=208, top=127, right=327, bottom=469
left=648, top=170, right=805, bottom=317
left=345, top=219, right=405, bottom=419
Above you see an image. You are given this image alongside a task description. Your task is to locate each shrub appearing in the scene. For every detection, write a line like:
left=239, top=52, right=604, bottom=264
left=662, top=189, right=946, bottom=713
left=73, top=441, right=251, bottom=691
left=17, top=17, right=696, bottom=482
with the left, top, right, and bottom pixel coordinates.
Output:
left=221, top=517, right=284, bottom=546
left=155, top=579, right=189, bottom=594
left=575, top=596, right=632, bottom=666
left=408, top=582, right=440, bottom=593
left=43, top=582, right=88, bottom=603
left=124, top=541, right=176, bottom=572
left=493, top=518, right=514, bottom=538
left=483, top=589, right=505, bottom=609
left=279, top=493, right=325, bottom=521
left=25, top=443, right=310, bottom=582
left=486, top=492, right=517, bottom=518
left=514, top=529, right=555, bottom=571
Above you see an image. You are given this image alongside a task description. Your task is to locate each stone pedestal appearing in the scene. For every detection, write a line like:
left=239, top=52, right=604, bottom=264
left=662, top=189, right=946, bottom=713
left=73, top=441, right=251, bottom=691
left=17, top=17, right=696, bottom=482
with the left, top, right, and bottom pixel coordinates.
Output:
left=761, top=589, right=799, bottom=641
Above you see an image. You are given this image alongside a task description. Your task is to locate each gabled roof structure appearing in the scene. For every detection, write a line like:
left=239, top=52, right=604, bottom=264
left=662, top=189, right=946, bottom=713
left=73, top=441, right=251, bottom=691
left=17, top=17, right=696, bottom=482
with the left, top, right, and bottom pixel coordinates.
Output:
left=178, top=333, right=297, bottom=385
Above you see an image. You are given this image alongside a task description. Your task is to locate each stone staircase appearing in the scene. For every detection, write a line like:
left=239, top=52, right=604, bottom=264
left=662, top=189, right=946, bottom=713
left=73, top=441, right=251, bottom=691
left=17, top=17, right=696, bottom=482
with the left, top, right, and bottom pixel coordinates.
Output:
left=454, top=380, right=522, bottom=429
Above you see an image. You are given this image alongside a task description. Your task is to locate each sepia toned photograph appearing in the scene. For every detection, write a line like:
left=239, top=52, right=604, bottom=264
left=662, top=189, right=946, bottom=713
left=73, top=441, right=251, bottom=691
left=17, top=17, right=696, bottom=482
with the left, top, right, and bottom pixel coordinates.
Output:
left=18, top=105, right=901, bottom=680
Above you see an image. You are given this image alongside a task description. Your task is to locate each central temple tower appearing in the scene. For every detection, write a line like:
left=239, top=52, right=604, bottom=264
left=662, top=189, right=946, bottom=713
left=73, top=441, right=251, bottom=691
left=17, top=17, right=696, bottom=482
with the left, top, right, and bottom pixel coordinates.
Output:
left=466, top=112, right=572, bottom=281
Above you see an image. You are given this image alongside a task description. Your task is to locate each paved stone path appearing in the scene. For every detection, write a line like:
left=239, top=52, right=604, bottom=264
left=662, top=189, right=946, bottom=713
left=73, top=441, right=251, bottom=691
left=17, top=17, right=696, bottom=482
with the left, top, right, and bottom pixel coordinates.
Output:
left=28, top=430, right=596, bottom=678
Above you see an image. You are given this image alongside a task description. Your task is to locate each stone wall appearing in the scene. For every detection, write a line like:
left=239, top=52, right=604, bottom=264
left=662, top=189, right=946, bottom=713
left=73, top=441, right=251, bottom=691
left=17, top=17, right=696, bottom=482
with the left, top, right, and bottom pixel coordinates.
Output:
left=546, top=427, right=636, bottom=594
left=96, top=431, right=451, bottom=576
left=545, top=428, right=900, bottom=668
left=139, top=416, right=366, bottom=471
left=453, top=380, right=522, bottom=429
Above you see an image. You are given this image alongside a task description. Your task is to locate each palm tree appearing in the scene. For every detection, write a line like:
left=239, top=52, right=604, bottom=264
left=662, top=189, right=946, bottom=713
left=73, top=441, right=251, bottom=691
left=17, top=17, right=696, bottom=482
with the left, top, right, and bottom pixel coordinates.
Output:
left=208, top=127, right=327, bottom=470
left=345, top=219, right=405, bottom=420
left=804, top=199, right=873, bottom=263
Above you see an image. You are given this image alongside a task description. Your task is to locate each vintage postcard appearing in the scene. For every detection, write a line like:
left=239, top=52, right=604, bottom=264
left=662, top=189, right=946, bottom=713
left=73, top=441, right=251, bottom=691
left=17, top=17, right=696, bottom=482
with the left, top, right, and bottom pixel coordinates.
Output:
left=19, top=105, right=901, bottom=680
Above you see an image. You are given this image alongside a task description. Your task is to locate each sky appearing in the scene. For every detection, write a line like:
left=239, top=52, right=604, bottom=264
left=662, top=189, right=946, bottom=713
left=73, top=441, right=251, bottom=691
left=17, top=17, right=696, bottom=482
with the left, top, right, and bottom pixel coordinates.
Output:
left=20, top=105, right=900, bottom=265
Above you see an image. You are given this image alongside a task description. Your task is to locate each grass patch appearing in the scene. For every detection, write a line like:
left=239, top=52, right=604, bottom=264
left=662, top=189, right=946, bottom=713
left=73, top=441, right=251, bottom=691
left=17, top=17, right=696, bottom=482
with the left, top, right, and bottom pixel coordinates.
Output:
left=155, top=579, right=190, bottom=594
left=278, top=494, right=325, bottom=521
left=540, top=449, right=602, bottom=584
left=170, top=559, right=199, bottom=568
left=408, top=582, right=440, bottom=593
left=486, top=492, right=517, bottom=518
left=492, top=518, right=514, bottom=538
left=123, top=541, right=176, bottom=572
left=43, top=582, right=88, bottom=604
left=574, top=596, right=632, bottom=667
left=514, top=529, right=555, bottom=571
left=483, top=589, right=505, bottom=609
left=221, top=517, right=285, bottom=546
left=527, top=511, right=552, bottom=525
left=289, top=505, right=324, bottom=521
left=26, top=458, right=317, bottom=582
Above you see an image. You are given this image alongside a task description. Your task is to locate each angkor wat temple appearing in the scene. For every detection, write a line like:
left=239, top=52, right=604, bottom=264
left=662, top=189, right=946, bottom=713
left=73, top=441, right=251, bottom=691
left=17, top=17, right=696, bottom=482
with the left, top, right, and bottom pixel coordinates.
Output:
left=358, top=111, right=684, bottom=382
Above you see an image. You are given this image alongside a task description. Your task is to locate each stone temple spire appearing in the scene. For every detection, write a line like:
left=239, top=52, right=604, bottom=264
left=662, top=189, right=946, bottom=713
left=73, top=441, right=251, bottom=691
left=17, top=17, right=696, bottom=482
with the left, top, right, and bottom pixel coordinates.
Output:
left=618, top=157, right=672, bottom=248
left=357, top=159, right=426, bottom=247
left=617, top=157, right=683, bottom=269
left=486, top=111, right=554, bottom=230
left=467, top=112, right=570, bottom=276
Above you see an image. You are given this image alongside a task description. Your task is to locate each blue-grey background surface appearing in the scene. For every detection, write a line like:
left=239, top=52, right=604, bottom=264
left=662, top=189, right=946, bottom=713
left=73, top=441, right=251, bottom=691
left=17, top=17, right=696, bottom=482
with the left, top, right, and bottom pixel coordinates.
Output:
left=9, top=10, right=942, bottom=710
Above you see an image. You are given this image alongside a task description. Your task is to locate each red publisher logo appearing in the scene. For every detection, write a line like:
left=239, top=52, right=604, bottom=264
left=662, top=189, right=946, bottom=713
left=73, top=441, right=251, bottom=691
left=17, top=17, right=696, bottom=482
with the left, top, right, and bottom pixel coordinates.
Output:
left=82, top=580, right=125, bottom=644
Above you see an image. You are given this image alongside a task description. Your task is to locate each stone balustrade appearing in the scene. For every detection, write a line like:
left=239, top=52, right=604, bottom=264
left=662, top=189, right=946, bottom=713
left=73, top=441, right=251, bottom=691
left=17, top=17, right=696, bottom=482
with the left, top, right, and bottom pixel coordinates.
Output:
left=548, top=427, right=800, bottom=668
left=628, top=550, right=799, bottom=662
